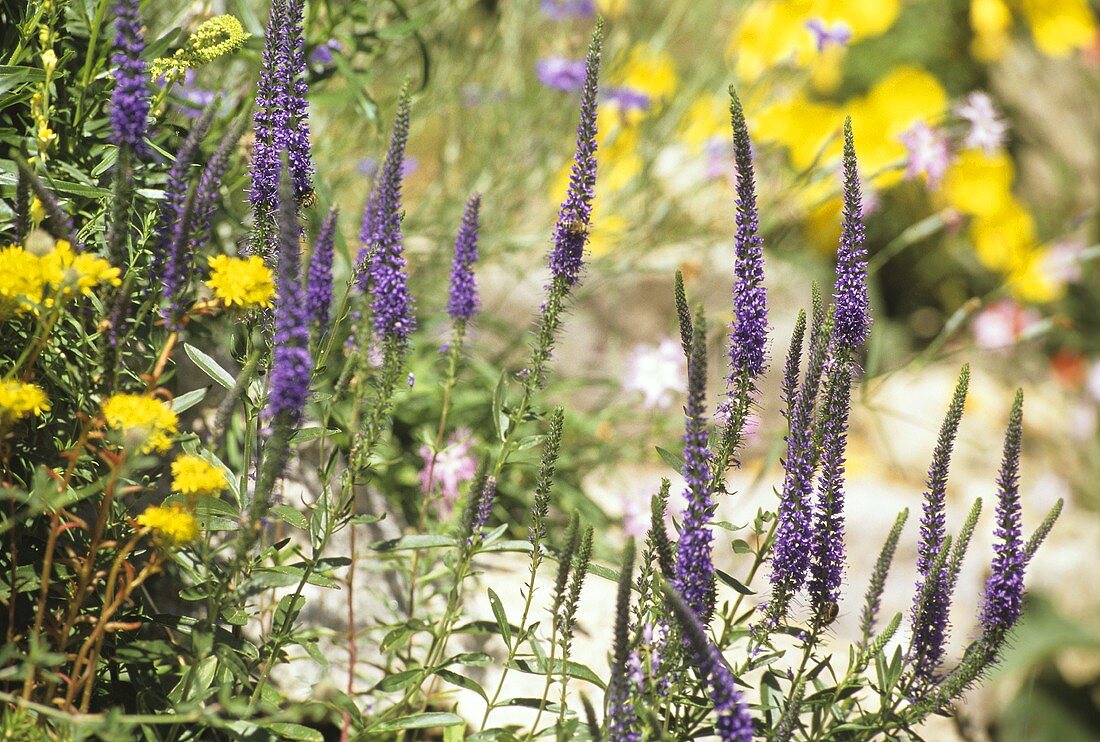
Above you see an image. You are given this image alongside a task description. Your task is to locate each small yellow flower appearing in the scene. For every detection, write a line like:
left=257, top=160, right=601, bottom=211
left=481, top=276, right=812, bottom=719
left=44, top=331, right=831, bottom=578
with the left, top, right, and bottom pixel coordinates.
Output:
left=0, top=245, right=46, bottom=316
left=150, top=15, right=251, bottom=82
left=171, top=454, right=228, bottom=496
left=41, top=49, right=57, bottom=76
left=0, top=381, right=50, bottom=425
left=611, top=44, right=678, bottom=109
left=39, top=240, right=121, bottom=297
left=137, top=503, right=198, bottom=546
left=971, top=0, right=1013, bottom=61
left=101, top=393, right=179, bottom=454
left=942, top=149, right=1015, bottom=216
left=1018, top=0, right=1097, bottom=57
left=29, top=198, right=46, bottom=226
left=37, top=125, right=55, bottom=149
left=205, top=255, right=276, bottom=309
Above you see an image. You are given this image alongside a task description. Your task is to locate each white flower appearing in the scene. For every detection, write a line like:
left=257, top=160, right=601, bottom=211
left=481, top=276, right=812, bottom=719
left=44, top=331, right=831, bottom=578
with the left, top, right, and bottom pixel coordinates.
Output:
left=623, top=339, right=687, bottom=409
left=956, top=91, right=1008, bottom=154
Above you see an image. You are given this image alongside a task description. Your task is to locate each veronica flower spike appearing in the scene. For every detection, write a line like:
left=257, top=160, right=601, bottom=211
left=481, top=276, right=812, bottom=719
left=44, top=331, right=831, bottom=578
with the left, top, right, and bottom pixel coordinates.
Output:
left=108, top=0, right=151, bottom=155
left=362, top=90, right=416, bottom=343
left=673, top=307, right=717, bottom=624
left=306, top=206, right=338, bottom=330
left=548, top=19, right=602, bottom=289
left=446, top=193, right=482, bottom=327
left=727, top=88, right=768, bottom=385
left=833, top=118, right=872, bottom=352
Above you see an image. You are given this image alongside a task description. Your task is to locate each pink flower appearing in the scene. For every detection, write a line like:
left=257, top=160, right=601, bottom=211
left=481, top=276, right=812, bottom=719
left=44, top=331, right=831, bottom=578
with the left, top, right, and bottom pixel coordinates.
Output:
left=956, top=92, right=1008, bottom=154
left=900, top=122, right=951, bottom=188
left=971, top=299, right=1040, bottom=349
left=419, top=428, right=478, bottom=516
left=623, top=339, right=687, bottom=409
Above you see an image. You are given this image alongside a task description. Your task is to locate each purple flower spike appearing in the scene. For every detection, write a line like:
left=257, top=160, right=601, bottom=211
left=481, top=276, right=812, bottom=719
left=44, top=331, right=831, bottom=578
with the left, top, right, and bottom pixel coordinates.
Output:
left=470, top=475, right=497, bottom=542
left=674, top=309, right=717, bottom=624
left=833, top=119, right=871, bottom=351
left=666, top=588, right=754, bottom=742
left=190, top=115, right=248, bottom=257
left=361, top=92, right=416, bottom=342
left=306, top=206, right=338, bottom=329
left=728, top=89, right=768, bottom=383
left=446, top=193, right=482, bottom=324
left=535, top=57, right=588, bottom=92
left=548, top=22, right=602, bottom=287
left=250, top=0, right=314, bottom=223
left=264, top=160, right=312, bottom=426
left=910, top=366, right=970, bottom=682
left=109, top=0, right=151, bottom=154
left=980, top=390, right=1026, bottom=641
left=807, top=357, right=852, bottom=621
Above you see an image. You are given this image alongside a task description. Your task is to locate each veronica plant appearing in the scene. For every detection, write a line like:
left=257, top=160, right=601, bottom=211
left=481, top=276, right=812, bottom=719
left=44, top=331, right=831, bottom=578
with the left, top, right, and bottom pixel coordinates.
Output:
left=0, top=5, right=1063, bottom=741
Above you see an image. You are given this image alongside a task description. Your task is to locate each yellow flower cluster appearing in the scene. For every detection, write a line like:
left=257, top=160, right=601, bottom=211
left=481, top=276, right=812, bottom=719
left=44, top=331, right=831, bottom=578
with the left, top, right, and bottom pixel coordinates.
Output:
left=972, top=0, right=1097, bottom=60
left=101, top=394, right=179, bottom=454
left=0, top=239, right=120, bottom=318
left=171, top=454, right=228, bottom=496
left=137, top=503, right=198, bottom=546
left=0, top=381, right=50, bottom=426
left=205, top=255, right=276, bottom=309
left=728, top=1, right=903, bottom=90
left=150, top=15, right=251, bottom=82
left=939, top=149, right=1062, bottom=303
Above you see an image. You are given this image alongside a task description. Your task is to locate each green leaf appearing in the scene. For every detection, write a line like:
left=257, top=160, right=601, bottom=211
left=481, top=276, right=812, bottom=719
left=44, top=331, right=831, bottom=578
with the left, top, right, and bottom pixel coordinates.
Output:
left=371, top=534, right=458, bottom=552
left=436, top=668, right=487, bottom=701
left=655, top=446, right=685, bottom=471
left=260, top=723, right=323, bottom=741
left=487, top=588, right=511, bottom=646
left=480, top=540, right=534, bottom=554
left=376, top=669, right=422, bottom=692
left=273, top=594, right=305, bottom=628
left=272, top=504, right=308, bottom=530
left=373, top=712, right=464, bottom=732
left=716, top=569, right=755, bottom=595
left=291, top=427, right=340, bottom=443
left=506, top=658, right=606, bottom=690
left=492, top=372, right=509, bottom=442
left=183, top=343, right=235, bottom=389
left=171, top=387, right=208, bottom=413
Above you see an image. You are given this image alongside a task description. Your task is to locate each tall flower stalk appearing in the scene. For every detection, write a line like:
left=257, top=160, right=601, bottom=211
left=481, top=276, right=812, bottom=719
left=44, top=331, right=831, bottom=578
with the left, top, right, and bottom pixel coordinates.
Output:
left=306, top=206, right=338, bottom=330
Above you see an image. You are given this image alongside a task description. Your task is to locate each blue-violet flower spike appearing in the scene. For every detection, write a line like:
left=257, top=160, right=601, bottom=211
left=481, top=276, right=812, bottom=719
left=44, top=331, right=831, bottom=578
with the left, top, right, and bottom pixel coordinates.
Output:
left=833, top=118, right=871, bottom=350
left=108, top=0, right=151, bottom=154
left=447, top=193, right=482, bottom=324
left=306, top=206, right=338, bottom=329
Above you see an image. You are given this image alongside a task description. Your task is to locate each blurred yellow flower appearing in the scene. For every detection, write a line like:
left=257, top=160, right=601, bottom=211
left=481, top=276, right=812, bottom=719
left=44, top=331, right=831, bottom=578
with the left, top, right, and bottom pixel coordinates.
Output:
left=612, top=45, right=677, bottom=108
left=968, top=195, right=1035, bottom=271
left=102, top=393, right=179, bottom=454
left=0, top=245, right=46, bottom=316
left=596, top=0, right=626, bottom=19
left=971, top=0, right=1013, bottom=60
left=137, top=503, right=198, bottom=546
left=171, top=453, right=228, bottom=496
left=587, top=212, right=628, bottom=257
left=1018, top=0, right=1097, bottom=57
left=678, top=94, right=728, bottom=151
left=753, top=93, right=844, bottom=171
left=205, top=255, right=275, bottom=309
left=1008, top=246, right=1065, bottom=303
left=942, top=149, right=1015, bottom=216
left=39, top=240, right=121, bottom=297
left=0, top=381, right=50, bottom=425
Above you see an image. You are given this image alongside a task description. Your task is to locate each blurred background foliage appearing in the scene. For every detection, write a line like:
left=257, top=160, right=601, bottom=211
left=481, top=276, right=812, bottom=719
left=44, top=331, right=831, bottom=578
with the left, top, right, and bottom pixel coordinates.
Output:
left=4, top=0, right=1100, bottom=736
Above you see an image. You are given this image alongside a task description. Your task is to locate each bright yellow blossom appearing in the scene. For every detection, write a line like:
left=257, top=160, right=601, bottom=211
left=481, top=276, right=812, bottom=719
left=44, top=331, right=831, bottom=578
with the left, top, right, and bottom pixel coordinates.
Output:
left=0, top=381, right=50, bottom=425
left=1018, top=0, right=1097, bottom=57
left=102, top=393, right=179, bottom=454
left=1008, top=246, right=1066, bottom=303
left=171, top=454, right=228, bottom=496
left=611, top=44, right=677, bottom=109
left=678, top=94, right=728, bottom=152
left=971, top=0, right=1014, bottom=61
left=968, top=195, right=1035, bottom=272
left=39, top=240, right=121, bottom=297
left=137, top=503, right=198, bottom=546
left=29, top=198, right=46, bottom=226
left=942, top=149, right=1015, bottom=216
left=0, top=245, right=46, bottom=316
left=205, top=255, right=275, bottom=309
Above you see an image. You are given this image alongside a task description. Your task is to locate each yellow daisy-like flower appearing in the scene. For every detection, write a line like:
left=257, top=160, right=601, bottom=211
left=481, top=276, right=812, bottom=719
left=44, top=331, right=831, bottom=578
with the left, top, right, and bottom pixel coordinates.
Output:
left=101, top=393, right=179, bottom=454
left=0, top=245, right=46, bottom=317
left=205, top=255, right=276, bottom=309
left=171, top=454, right=228, bottom=496
left=39, top=240, right=122, bottom=297
left=137, top=503, right=198, bottom=546
left=0, top=381, right=50, bottom=425
left=612, top=44, right=678, bottom=109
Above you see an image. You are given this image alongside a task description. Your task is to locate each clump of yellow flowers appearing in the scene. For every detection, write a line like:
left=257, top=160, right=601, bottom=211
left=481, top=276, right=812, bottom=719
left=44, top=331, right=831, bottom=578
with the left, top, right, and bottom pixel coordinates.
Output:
left=149, top=15, right=251, bottom=82
left=205, top=255, right=276, bottom=309
left=0, top=235, right=121, bottom=318
left=0, top=381, right=50, bottom=427
left=171, top=454, right=228, bottom=496
left=136, top=503, right=199, bottom=547
left=101, top=394, right=179, bottom=454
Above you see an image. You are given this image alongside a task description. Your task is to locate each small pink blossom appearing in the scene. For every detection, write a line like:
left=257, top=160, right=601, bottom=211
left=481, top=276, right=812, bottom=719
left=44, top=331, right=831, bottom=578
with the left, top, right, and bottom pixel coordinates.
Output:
left=623, top=339, right=687, bottom=409
left=956, top=92, right=1008, bottom=154
left=900, top=122, right=951, bottom=188
left=419, top=428, right=478, bottom=516
left=971, top=299, right=1040, bottom=349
